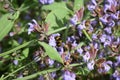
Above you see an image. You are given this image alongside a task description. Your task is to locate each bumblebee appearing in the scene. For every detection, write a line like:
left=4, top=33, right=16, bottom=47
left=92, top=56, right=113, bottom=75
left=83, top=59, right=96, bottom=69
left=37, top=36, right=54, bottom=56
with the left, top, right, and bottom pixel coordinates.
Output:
left=55, top=36, right=62, bottom=47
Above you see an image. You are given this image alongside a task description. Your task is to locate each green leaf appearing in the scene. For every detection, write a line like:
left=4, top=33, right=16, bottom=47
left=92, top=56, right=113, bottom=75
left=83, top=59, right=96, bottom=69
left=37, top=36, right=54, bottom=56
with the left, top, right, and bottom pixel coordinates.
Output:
left=38, top=41, right=63, bottom=64
left=22, top=48, right=29, bottom=58
left=19, top=48, right=29, bottom=60
left=0, top=11, right=20, bottom=41
left=74, top=0, right=84, bottom=11
left=43, top=2, right=72, bottom=33
left=45, top=9, right=70, bottom=32
left=12, top=40, right=20, bottom=47
left=0, top=14, right=14, bottom=41
left=41, top=2, right=70, bottom=11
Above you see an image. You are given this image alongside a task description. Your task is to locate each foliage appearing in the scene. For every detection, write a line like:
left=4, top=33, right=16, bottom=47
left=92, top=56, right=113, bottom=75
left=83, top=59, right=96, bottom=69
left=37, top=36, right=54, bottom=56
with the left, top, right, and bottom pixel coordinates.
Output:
left=0, top=0, right=120, bottom=80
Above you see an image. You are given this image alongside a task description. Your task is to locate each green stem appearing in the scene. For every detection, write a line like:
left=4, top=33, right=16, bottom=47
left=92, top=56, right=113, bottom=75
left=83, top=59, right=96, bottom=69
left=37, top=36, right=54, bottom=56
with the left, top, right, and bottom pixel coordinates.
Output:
left=13, top=67, right=62, bottom=80
left=47, top=26, right=69, bottom=36
left=0, top=40, right=37, bottom=57
left=63, top=24, right=69, bottom=42
left=82, top=29, right=92, bottom=42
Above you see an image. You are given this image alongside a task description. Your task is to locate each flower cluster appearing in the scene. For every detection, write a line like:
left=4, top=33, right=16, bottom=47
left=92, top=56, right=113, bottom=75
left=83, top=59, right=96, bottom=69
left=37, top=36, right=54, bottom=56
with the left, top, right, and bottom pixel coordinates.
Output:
left=29, top=0, right=120, bottom=79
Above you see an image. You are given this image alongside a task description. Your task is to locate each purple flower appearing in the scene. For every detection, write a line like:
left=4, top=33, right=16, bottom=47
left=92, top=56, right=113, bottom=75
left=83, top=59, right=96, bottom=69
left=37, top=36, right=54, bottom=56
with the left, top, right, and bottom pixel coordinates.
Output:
left=92, top=42, right=99, bottom=49
left=64, top=52, right=71, bottom=62
left=112, top=70, right=120, bottom=80
left=87, top=0, right=97, bottom=11
left=77, top=47, right=83, bottom=55
left=87, top=60, right=95, bottom=70
left=106, top=61, right=113, bottom=67
left=100, top=34, right=107, bottom=43
left=9, top=32, right=15, bottom=37
left=77, top=21, right=86, bottom=36
left=71, top=41, right=78, bottom=47
left=70, top=14, right=78, bottom=26
left=117, top=37, right=120, bottom=44
left=110, top=11, right=120, bottom=20
left=104, top=27, right=112, bottom=34
left=88, top=26, right=94, bottom=33
left=56, top=47, right=64, bottom=55
left=48, top=33, right=60, bottom=47
left=114, top=55, right=120, bottom=66
left=77, top=21, right=86, bottom=30
left=107, top=20, right=115, bottom=27
left=99, top=14, right=109, bottom=25
left=67, top=36, right=76, bottom=43
left=90, top=20, right=97, bottom=27
left=97, top=61, right=111, bottom=73
left=13, top=60, right=18, bottom=65
left=62, top=71, right=76, bottom=80
left=104, top=0, right=117, bottom=13
left=83, top=51, right=90, bottom=62
left=48, top=59, right=54, bottom=66
left=28, top=19, right=38, bottom=35
left=38, top=76, right=44, bottom=80
left=49, top=35, right=56, bottom=47
left=103, top=35, right=112, bottom=47
left=92, top=33, right=97, bottom=40
left=39, top=0, right=54, bottom=4
left=47, top=0, right=54, bottom=4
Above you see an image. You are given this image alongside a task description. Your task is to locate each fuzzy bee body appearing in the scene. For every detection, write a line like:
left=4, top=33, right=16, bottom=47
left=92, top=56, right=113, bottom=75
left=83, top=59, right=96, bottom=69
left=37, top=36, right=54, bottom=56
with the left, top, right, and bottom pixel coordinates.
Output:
left=55, top=36, right=62, bottom=47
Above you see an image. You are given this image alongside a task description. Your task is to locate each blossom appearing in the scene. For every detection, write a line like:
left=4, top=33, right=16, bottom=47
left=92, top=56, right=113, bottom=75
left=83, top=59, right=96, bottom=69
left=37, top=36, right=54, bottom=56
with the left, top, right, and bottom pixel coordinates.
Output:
left=107, top=20, right=115, bottom=27
left=92, top=33, right=97, bottom=40
left=104, top=27, right=112, bottom=34
left=99, top=14, right=109, bottom=25
left=114, top=55, right=120, bottom=67
left=97, top=61, right=111, bottom=73
left=67, top=36, right=76, bottom=43
left=87, top=60, right=95, bottom=70
left=28, top=19, right=38, bottom=35
left=87, top=0, right=97, bottom=11
left=104, top=0, right=117, bottom=13
left=103, top=35, right=112, bottom=47
left=48, top=58, right=54, bottom=66
left=112, top=70, right=120, bottom=80
left=70, top=14, right=78, bottom=26
left=77, top=47, right=83, bottom=55
left=100, top=34, right=107, bottom=43
left=48, top=33, right=60, bottom=47
left=49, top=35, right=56, bottom=47
left=77, top=21, right=86, bottom=30
left=110, top=11, right=120, bottom=20
left=62, top=71, right=76, bottom=80
left=83, top=52, right=90, bottom=62
left=56, top=47, right=64, bottom=55
left=13, top=60, right=18, bottom=65
left=39, top=0, right=54, bottom=4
